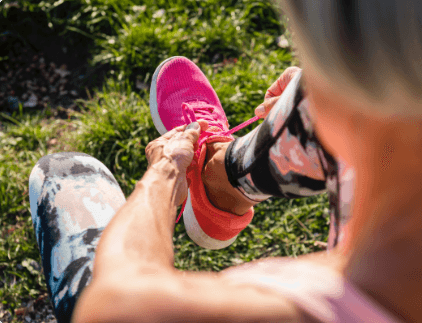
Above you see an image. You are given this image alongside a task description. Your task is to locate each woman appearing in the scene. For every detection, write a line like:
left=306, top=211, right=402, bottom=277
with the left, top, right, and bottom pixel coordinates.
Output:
left=29, top=1, right=420, bottom=322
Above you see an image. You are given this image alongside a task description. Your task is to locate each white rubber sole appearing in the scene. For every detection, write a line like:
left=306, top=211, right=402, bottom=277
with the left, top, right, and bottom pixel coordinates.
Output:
left=149, top=56, right=238, bottom=250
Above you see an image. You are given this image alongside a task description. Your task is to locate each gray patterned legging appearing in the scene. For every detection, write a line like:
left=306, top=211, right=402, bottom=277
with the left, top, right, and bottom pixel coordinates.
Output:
left=28, top=72, right=347, bottom=323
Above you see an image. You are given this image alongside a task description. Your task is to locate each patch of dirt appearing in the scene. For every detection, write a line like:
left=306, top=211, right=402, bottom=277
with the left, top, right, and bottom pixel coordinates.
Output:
left=0, top=26, right=110, bottom=125
left=0, top=50, right=80, bottom=112
left=1, top=294, right=57, bottom=323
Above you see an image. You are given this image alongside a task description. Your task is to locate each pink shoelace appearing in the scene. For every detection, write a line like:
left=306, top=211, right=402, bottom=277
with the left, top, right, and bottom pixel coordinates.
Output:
left=175, top=101, right=260, bottom=223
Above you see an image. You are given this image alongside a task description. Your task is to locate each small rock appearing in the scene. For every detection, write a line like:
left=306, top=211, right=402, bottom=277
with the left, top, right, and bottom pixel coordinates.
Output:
left=23, top=93, right=38, bottom=108
left=25, top=314, right=31, bottom=322
left=70, top=90, right=78, bottom=96
left=55, top=66, right=70, bottom=78
left=46, top=313, right=55, bottom=320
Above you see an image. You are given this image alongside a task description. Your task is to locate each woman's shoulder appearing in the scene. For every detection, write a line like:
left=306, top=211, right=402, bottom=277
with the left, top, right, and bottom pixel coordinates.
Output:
left=219, top=252, right=402, bottom=323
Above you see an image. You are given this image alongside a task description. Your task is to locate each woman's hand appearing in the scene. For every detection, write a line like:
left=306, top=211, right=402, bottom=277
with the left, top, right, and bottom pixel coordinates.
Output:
left=145, top=120, right=209, bottom=205
left=255, top=66, right=302, bottom=119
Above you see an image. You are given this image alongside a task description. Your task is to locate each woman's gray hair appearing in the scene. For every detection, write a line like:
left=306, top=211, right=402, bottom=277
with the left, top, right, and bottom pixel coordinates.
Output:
left=277, top=0, right=422, bottom=116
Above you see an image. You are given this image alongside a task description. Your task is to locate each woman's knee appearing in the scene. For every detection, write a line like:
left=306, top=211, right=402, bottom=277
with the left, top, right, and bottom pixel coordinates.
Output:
left=30, top=152, right=102, bottom=182
left=29, top=152, right=96, bottom=202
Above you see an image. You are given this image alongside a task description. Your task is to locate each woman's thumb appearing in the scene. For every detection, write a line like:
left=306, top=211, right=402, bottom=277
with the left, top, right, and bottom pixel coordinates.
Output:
left=186, top=122, right=201, bottom=131
left=184, top=121, right=203, bottom=147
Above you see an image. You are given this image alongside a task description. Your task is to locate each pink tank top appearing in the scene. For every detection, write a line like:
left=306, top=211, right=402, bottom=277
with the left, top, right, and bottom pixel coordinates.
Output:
left=221, top=259, right=403, bottom=322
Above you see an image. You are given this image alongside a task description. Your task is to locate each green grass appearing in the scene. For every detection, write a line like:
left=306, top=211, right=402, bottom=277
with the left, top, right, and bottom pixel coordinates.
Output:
left=0, top=113, right=64, bottom=314
left=0, top=0, right=329, bottom=321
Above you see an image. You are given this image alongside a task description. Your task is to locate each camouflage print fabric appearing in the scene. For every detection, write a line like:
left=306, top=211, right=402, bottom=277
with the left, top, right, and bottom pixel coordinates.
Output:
left=225, top=71, right=355, bottom=250
left=28, top=152, right=126, bottom=323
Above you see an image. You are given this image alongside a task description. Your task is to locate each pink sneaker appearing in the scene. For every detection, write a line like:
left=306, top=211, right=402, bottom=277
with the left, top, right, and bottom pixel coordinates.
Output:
left=150, top=56, right=259, bottom=249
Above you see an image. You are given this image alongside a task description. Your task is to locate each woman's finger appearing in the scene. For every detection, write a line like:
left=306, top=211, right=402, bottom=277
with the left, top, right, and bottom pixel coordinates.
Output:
left=161, top=124, right=189, bottom=140
left=264, top=66, right=302, bottom=100
left=255, top=96, right=281, bottom=118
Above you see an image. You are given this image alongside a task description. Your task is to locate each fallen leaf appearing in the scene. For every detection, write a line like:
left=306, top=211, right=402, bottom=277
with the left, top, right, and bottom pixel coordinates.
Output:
left=15, top=307, right=26, bottom=316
